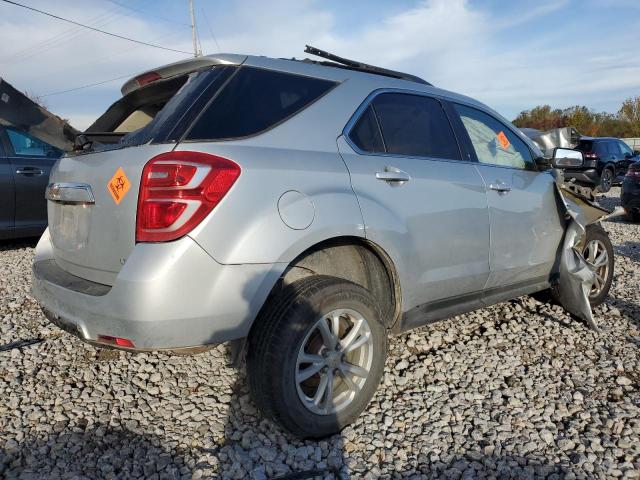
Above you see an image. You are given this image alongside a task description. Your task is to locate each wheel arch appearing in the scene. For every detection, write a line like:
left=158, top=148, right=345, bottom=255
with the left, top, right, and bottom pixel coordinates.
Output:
left=261, top=236, right=402, bottom=330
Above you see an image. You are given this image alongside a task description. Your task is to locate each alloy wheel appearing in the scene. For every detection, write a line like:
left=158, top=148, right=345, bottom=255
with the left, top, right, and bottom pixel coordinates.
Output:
left=295, top=308, right=374, bottom=415
left=601, top=170, right=613, bottom=191
left=582, top=239, right=610, bottom=299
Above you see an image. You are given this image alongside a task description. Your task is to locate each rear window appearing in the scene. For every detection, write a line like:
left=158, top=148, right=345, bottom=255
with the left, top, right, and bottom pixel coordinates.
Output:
left=350, top=105, right=385, bottom=153
left=88, top=74, right=191, bottom=135
left=575, top=140, right=594, bottom=153
left=82, top=67, right=233, bottom=150
left=185, top=67, right=336, bottom=141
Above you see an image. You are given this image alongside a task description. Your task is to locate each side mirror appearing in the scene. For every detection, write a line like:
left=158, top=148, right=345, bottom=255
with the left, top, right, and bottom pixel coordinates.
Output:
left=634, top=150, right=640, bottom=156
left=552, top=148, right=583, bottom=168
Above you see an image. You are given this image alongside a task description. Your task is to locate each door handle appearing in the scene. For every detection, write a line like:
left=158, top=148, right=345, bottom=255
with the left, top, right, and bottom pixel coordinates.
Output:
left=376, top=168, right=411, bottom=183
left=489, top=182, right=511, bottom=193
left=16, top=167, right=44, bottom=176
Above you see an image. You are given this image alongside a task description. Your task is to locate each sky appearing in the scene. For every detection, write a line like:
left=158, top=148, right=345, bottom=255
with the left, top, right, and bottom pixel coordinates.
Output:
left=1, top=0, right=639, bottom=130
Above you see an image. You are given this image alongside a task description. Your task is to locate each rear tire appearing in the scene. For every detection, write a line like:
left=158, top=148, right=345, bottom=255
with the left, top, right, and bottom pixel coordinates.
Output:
left=247, top=275, right=387, bottom=439
left=597, top=168, right=614, bottom=193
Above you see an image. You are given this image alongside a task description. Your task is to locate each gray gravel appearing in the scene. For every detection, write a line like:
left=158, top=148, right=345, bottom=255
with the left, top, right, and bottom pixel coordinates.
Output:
left=1, top=187, right=639, bottom=479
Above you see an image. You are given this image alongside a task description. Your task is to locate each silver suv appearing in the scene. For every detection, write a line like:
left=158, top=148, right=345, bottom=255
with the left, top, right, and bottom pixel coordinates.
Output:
left=32, top=47, right=614, bottom=438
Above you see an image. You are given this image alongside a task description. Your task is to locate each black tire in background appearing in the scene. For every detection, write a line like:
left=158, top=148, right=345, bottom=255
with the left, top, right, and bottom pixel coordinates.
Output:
left=626, top=208, right=640, bottom=223
left=598, top=168, right=614, bottom=193
left=247, top=275, right=387, bottom=439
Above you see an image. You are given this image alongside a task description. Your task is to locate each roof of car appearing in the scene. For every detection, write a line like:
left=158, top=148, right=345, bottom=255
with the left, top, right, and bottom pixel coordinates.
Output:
left=120, top=52, right=531, bottom=143
left=123, top=53, right=488, bottom=109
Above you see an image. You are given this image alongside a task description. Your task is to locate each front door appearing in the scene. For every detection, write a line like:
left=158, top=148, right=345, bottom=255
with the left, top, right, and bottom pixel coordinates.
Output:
left=3, top=127, right=60, bottom=231
left=617, top=140, right=636, bottom=178
left=338, top=92, right=490, bottom=312
left=451, top=103, right=565, bottom=290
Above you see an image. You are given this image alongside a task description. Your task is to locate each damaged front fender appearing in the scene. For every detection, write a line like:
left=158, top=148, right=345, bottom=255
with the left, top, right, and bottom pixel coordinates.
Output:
left=552, top=174, right=624, bottom=331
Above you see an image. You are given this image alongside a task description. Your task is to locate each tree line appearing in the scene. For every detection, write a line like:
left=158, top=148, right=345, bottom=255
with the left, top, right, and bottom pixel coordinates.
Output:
left=512, top=97, right=640, bottom=138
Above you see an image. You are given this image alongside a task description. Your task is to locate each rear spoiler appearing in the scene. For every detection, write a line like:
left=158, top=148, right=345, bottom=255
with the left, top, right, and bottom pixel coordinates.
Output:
left=0, top=77, right=78, bottom=151
left=120, top=54, right=247, bottom=96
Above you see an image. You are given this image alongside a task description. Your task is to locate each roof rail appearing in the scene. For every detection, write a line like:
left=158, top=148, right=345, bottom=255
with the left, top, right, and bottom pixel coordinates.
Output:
left=304, top=45, right=431, bottom=86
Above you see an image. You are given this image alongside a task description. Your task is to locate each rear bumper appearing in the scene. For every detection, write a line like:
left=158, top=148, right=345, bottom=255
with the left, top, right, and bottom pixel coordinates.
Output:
left=32, top=229, right=285, bottom=350
left=562, top=168, right=599, bottom=185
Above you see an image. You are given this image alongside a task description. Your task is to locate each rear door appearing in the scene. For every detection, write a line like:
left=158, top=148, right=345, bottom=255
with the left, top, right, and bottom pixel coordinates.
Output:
left=338, top=91, right=490, bottom=311
left=0, top=128, right=15, bottom=237
left=451, top=103, right=564, bottom=290
left=3, top=127, right=59, bottom=230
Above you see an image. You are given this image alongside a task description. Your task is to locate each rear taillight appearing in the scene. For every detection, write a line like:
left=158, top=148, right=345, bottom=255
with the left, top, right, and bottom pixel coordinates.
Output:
left=136, top=151, right=241, bottom=242
left=582, top=152, right=598, bottom=168
left=626, top=165, right=640, bottom=181
left=135, top=71, right=161, bottom=87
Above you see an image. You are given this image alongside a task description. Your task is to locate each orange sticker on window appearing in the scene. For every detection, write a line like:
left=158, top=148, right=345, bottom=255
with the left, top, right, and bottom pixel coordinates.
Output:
left=107, top=167, right=131, bottom=205
left=497, top=131, right=510, bottom=149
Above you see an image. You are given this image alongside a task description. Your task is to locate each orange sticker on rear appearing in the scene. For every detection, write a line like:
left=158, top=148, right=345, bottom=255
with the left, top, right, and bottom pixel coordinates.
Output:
left=497, top=131, right=510, bottom=149
left=107, top=167, right=131, bottom=205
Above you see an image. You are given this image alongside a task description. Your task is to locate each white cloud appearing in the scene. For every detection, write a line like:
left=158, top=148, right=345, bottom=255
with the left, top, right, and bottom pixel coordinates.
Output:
left=1, top=0, right=638, bottom=129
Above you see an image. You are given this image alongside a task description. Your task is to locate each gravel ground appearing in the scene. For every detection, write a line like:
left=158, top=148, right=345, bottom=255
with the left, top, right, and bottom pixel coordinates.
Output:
left=1, top=187, right=639, bottom=479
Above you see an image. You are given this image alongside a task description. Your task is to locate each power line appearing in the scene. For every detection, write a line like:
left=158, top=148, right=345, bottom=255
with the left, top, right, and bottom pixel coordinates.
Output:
left=0, top=0, right=192, bottom=55
left=201, top=6, right=221, bottom=52
left=106, top=0, right=191, bottom=28
left=40, top=72, right=136, bottom=97
left=1, top=5, right=130, bottom=64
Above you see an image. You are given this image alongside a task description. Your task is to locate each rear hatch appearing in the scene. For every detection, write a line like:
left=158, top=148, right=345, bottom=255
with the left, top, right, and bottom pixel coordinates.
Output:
left=47, top=55, right=338, bottom=285
left=49, top=144, right=174, bottom=285
left=47, top=59, right=243, bottom=285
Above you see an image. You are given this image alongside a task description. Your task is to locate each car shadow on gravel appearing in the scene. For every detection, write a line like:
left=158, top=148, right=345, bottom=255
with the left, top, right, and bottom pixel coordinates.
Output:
left=608, top=297, right=640, bottom=330
left=0, top=423, right=188, bottom=479
left=393, top=452, right=583, bottom=478
left=0, top=238, right=38, bottom=251
left=615, top=241, right=640, bottom=262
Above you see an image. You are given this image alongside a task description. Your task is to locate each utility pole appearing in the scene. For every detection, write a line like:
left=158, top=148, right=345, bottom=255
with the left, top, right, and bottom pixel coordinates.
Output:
left=189, top=0, right=201, bottom=57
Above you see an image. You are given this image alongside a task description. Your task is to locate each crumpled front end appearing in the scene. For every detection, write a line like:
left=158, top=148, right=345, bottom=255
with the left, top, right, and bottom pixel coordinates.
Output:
left=552, top=176, right=624, bottom=331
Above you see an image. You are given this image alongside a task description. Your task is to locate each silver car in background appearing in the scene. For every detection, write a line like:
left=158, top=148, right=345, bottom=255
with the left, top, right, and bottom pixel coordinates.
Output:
left=32, top=47, right=614, bottom=438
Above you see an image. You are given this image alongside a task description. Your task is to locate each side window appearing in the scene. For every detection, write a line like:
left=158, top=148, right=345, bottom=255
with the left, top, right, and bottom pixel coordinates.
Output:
left=595, top=142, right=608, bottom=156
left=618, top=141, right=633, bottom=156
left=606, top=141, right=620, bottom=156
left=349, top=105, right=384, bottom=153
left=6, top=128, right=60, bottom=157
left=370, top=93, right=460, bottom=160
left=185, top=67, right=336, bottom=140
left=454, top=104, right=534, bottom=169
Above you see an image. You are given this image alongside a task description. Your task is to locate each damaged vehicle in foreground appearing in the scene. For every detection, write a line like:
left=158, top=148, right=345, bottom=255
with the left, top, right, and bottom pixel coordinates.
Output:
left=32, top=47, right=616, bottom=438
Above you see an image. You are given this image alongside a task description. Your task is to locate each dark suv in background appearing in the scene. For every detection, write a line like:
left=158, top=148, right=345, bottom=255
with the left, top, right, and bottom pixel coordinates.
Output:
left=0, top=125, right=62, bottom=240
left=563, top=137, right=639, bottom=192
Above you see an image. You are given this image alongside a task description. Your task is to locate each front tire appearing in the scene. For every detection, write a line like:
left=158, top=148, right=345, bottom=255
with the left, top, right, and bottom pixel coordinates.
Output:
left=581, top=224, right=614, bottom=307
left=247, top=275, right=387, bottom=438
left=548, top=224, right=614, bottom=309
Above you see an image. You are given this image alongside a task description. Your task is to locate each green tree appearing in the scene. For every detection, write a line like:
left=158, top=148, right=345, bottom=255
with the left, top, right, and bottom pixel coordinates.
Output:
left=513, top=97, right=640, bottom=138
left=618, top=97, right=640, bottom=137
left=513, top=105, right=563, bottom=131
